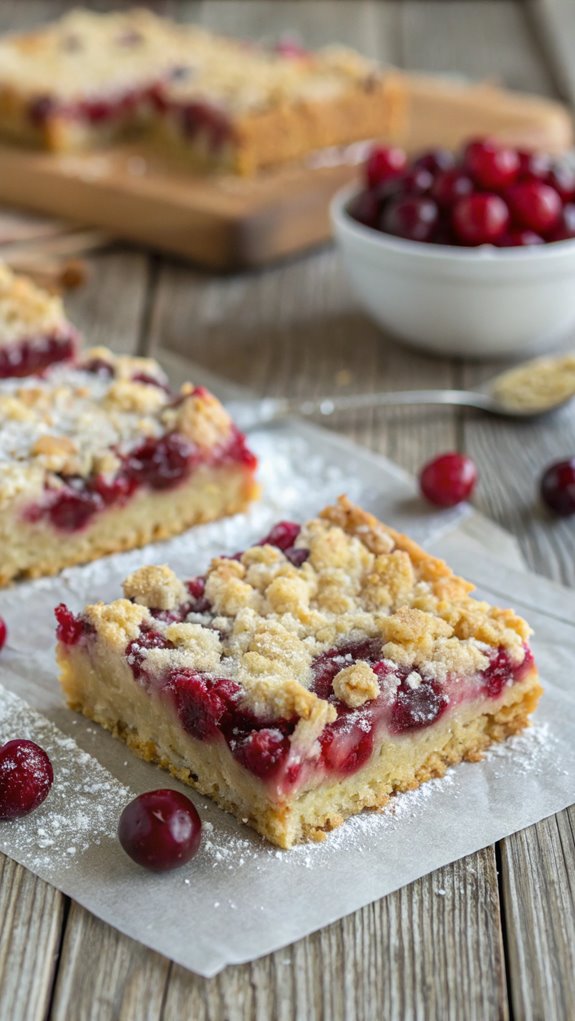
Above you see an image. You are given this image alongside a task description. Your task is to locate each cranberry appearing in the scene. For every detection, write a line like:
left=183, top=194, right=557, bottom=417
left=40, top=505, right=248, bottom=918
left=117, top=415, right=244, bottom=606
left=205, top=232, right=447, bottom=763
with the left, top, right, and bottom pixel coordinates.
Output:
left=285, top=547, right=310, bottom=567
left=48, top=488, right=100, bottom=532
left=187, top=576, right=207, bottom=601
left=548, top=204, right=575, bottom=241
left=546, top=165, right=575, bottom=203
left=496, top=229, right=544, bottom=247
left=55, top=604, right=86, bottom=646
left=413, top=148, right=455, bottom=174
left=390, top=678, right=448, bottom=733
left=431, top=169, right=474, bottom=208
left=234, top=728, right=289, bottom=778
left=125, top=433, right=195, bottom=490
left=126, top=626, right=172, bottom=681
left=464, top=139, right=519, bottom=191
left=0, top=740, right=53, bottom=819
left=506, top=181, right=561, bottom=235
left=131, top=371, right=170, bottom=392
left=349, top=190, right=380, bottom=229
left=118, top=789, right=202, bottom=872
left=311, top=639, right=382, bottom=701
left=91, top=472, right=137, bottom=507
left=170, top=671, right=240, bottom=740
left=381, top=196, right=439, bottom=242
left=419, top=452, right=478, bottom=507
left=0, top=332, right=76, bottom=380
left=320, top=715, right=374, bottom=775
left=81, top=357, right=115, bottom=378
left=540, top=458, right=575, bottom=516
left=259, top=520, right=301, bottom=550
left=452, top=193, right=509, bottom=245
left=482, top=648, right=513, bottom=698
left=398, top=167, right=434, bottom=196
left=220, top=426, right=258, bottom=470
left=365, top=145, right=407, bottom=189
left=0, top=618, right=6, bottom=651
left=517, top=150, right=552, bottom=181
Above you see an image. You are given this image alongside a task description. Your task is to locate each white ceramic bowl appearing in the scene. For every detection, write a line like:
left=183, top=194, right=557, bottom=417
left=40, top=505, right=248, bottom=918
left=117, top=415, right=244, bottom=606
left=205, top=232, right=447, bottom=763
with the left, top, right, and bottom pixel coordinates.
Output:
left=331, top=182, right=575, bottom=359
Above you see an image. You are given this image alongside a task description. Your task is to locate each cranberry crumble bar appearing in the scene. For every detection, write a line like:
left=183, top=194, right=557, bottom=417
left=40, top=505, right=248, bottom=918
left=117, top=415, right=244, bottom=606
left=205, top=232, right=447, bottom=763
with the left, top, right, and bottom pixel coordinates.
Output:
left=0, top=8, right=404, bottom=174
left=0, top=262, right=78, bottom=378
left=56, top=497, right=542, bottom=848
left=0, top=347, right=257, bottom=585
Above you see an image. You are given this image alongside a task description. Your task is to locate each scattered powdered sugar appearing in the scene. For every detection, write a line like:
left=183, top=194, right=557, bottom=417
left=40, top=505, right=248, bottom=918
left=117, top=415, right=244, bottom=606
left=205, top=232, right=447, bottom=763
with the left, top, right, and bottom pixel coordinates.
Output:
left=483, top=721, right=557, bottom=775
left=0, top=686, right=132, bottom=871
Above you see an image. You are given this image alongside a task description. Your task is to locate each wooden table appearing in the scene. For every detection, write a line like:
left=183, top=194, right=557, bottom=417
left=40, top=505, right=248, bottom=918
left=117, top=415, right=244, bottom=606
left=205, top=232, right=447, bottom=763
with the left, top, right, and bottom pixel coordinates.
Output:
left=0, top=2, right=573, bottom=1019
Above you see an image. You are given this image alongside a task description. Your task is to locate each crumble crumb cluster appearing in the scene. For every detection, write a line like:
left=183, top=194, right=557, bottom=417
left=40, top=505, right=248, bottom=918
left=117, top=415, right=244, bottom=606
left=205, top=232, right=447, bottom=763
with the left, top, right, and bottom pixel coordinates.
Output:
left=0, top=262, right=78, bottom=379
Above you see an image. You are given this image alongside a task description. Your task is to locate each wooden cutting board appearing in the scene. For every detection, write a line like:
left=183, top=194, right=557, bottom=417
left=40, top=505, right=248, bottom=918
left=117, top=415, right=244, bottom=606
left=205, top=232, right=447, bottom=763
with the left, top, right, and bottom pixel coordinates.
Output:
left=0, top=75, right=570, bottom=271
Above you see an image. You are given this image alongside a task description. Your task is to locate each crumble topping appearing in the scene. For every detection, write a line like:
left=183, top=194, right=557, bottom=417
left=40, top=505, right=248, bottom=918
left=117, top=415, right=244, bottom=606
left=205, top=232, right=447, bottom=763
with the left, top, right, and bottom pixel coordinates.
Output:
left=0, top=348, right=234, bottom=500
left=0, top=262, right=69, bottom=346
left=123, top=565, right=187, bottom=611
left=82, top=497, right=532, bottom=725
left=332, top=662, right=379, bottom=708
left=0, top=8, right=382, bottom=116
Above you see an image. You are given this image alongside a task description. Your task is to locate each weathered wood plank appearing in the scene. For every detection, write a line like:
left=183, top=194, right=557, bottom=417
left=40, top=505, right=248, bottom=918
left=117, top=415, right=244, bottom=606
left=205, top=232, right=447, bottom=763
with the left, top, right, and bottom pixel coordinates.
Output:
left=0, top=855, right=64, bottom=1021
left=500, top=806, right=575, bottom=1021
left=65, top=249, right=153, bottom=356
left=50, top=903, right=171, bottom=1021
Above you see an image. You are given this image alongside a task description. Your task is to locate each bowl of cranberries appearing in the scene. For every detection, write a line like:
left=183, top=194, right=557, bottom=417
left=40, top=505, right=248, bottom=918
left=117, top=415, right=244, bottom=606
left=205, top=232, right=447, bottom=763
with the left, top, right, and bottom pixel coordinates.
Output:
left=331, top=139, right=575, bottom=357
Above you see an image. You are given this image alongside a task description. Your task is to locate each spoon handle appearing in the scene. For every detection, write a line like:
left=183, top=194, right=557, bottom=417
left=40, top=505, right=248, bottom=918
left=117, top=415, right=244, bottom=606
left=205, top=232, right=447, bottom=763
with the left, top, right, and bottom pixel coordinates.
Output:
left=228, top=389, right=494, bottom=430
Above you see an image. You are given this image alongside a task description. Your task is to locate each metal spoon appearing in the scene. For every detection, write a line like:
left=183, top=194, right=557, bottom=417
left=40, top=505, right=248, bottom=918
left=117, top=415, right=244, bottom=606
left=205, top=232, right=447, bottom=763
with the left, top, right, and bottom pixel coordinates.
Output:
left=225, top=354, right=575, bottom=431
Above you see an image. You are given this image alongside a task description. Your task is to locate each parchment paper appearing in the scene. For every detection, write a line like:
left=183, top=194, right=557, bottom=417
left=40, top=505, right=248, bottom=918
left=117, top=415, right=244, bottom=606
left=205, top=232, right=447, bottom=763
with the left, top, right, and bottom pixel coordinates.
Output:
left=0, top=425, right=572, bottom=977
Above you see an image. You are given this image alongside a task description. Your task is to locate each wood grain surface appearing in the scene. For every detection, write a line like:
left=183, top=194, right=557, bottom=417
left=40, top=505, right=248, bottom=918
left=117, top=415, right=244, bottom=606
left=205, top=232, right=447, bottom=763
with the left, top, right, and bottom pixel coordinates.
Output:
left=0, top=3, right=573, bottom=1020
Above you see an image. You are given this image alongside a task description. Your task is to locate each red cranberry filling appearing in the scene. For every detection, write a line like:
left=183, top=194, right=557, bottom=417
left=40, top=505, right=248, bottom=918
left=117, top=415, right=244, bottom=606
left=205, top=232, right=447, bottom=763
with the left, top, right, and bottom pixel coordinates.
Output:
left=234, top=728, right=290, bottom=779
left=0, top=331, right=76, bottom=379
left=388, top=675, right=448, bottom=733
left=259, top=521, right=301, bottom=550
left=55, top=604, right=93, bottom=646
left=168, top=670, right=241, bottom=740
left=311, top=639, right=383, bottom=701
left=126, top=625, right=173, bottom=682
left=319, top=713, right=374, bottom=774
left=0, top=740, right=54, bottom=820
left=177, top=101, right=232, bottom=150
left=124, top=432, right=197, bottom=491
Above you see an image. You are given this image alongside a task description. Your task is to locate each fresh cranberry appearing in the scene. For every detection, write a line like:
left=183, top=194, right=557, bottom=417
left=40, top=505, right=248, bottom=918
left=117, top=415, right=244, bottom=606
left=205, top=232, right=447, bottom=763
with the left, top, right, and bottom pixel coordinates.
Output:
left=118, top=789, right=202, bottom=872
left=506, top=181, right=561, bottom=235
left=496, top=228, right=544, bottom=247
left=320, top=715, right=374, bottom=775
left=517, top=150, right=552, bottom=181
left=234, top=728, right=289, bottom=778
left=349, top=190, right=380, bottom=228
left=464, top=139, right=519, bottom=191
left=365, top=146, right=407, bottom=189
left=0, top=618, right=6, bottom=652
left=55, top=604, right=86, bottom=646
left=390, top=678, right=448, bottom=733
left=452, top=193, right=509, bottom=245
left=398, top=167, right=434, bottom=196
left=413, top=149, right=455, bottom=175
left=259, top=521, right=301, bottom=550
left=540, top=459, right=575, bottom=516
left=482, top=648, right=513, bottom=698
left=0, top=332, right=76, bottom=380
left=431, top=169, right=474, bottom=208
left=170, top=671, right=240, bottom=740
left=548, top=204, right=575, bottom=241
left=48, top=488, right=100, bottom=532
left=381, top=196, right=439, bottom=242
left=546, top=165, right=575, bottom=203
left=125, top=433, right=195, bottom=490
left=126, top=626, right=172, bottom=681
left=0, top=740, right=53, bottom=819
left=419, top=452, right=478, bottom=508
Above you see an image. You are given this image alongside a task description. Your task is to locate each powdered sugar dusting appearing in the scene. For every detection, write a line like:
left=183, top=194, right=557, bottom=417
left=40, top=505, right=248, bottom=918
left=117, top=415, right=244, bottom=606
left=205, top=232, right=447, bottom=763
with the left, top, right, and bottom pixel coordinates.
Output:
left=0, top=685, right=132, bottom=870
